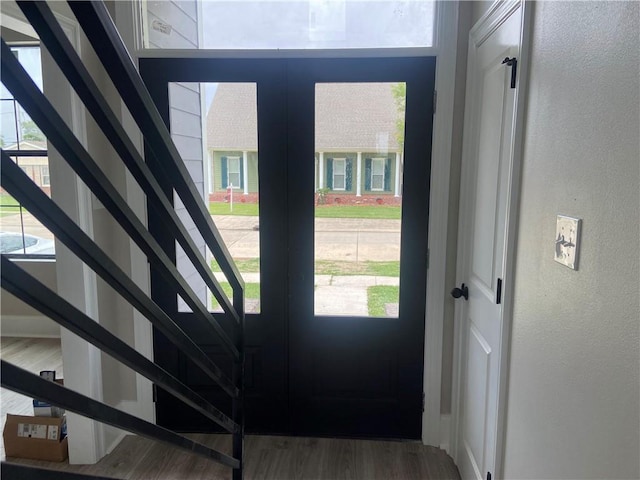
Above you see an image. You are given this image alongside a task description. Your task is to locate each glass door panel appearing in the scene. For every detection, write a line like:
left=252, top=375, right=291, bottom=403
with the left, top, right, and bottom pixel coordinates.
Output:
left=314, top=83, right=405, bottom=318
left=168, top=81, right=261, bottom=314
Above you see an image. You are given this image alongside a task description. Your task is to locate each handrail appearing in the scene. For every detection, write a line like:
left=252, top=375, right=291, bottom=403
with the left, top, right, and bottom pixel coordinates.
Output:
left=2, top=462, right=117, bottom=480
left=0, top=39, right=239, bottom=360
left=0, top=1, right=245, bottom=476
left=1, top=361, right=240, bottom=469
left=14, top=0, right=239, bottom=325
left=0, top=256, right=238, bottom=433
left=0, top=153, right=237, bottom=399
left=67, top=0, right=245, bottom=294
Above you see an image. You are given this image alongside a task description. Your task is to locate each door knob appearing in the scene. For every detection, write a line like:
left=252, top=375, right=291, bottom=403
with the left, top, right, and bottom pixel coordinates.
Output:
left=451, top=283, right=469, bottom=301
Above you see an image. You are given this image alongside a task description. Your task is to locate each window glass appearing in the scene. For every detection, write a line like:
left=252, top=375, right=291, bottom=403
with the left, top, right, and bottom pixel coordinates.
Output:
left=1, top=46, right=54, bottom=257
left=371, top=158, right=384, bottom=190
left=143, top=1, right=436, bottom=50
left=227, top=157, right=241, bottom=188
left=333, top=158, right=346, bottom=190
left=314, top=82, right=405, bottom=317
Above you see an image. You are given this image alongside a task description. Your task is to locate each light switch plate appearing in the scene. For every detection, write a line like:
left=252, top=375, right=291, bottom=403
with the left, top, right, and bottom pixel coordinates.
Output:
left=554, top=215, right=581, bottom=270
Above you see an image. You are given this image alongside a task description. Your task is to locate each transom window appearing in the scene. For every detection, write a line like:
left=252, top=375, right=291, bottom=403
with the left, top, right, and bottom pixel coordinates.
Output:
left=142, top=1, right=436, bottom=50
left=371, top=157, right=385, bottom=191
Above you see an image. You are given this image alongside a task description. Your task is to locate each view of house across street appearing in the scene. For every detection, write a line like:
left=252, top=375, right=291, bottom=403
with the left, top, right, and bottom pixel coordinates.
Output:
left=1, top=49, right=407, bottom=317
left=205, top=82, right=406, bottom=317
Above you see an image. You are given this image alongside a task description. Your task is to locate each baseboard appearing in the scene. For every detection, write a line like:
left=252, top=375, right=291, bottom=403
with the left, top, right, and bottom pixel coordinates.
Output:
left=1, top=316, right=61, bottom=338
left=439, top=414, right=451, bottom=455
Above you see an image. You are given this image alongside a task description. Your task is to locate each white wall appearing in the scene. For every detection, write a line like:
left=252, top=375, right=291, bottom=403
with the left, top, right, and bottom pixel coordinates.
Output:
left=502, top=2, right=639, bottom=478
left=0, top=260, right=60, bottom=337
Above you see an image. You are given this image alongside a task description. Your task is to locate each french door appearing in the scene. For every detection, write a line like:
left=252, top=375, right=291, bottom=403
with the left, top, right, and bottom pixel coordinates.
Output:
left=142, top=56, right=435, bottom=439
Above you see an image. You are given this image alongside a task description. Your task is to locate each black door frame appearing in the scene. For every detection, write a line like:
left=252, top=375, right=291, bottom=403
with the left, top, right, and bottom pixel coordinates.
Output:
left=141, top=56, right=435, bottom=439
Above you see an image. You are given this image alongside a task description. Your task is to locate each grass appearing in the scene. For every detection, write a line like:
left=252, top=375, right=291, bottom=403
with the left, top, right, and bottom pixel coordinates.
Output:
left=209, top=202, right=259, bottom=216
left=211, top=282, right=261, bottom=310
left=210, top=202, right=401, bottom=220
left=212, top=258, right=399, bottom=277
left=211, top=258, right=260, bottom=273
left=315, top=260, right=399, bottom=277
left=0, top=193, right=21, bottom=217
left=367, top=286, right=399, bottom=317
left=315, top=205, right=401, bottom=220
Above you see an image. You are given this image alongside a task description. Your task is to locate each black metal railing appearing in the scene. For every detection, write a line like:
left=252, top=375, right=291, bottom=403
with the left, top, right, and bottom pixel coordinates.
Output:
left=1, top=1, right=245, bottom=478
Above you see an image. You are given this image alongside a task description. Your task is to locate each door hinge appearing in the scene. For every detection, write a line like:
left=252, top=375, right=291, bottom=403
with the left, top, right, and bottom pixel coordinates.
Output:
left=487, top=472, right=492, bottom=480
left=496, top=278, right=502, bottom=304
left=422, top=392, right=425, bottom=412
left=152, top=384, right=157, bottom=403
left=433, top=90, right=437, bottom=114
left=426, top=249, right=430, bottom=269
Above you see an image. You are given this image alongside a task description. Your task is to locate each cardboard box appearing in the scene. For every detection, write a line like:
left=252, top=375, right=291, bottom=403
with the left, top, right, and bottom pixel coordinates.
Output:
left=32, top=378, right=65, bottom=417
left=3, top=414, right=68, bottom=462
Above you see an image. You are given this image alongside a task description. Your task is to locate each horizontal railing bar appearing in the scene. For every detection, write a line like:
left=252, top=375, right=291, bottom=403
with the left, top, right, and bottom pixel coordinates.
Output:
left=2, top=149, right=48, bottom=157
left=0, top=256, right=239, bottom=434
left=67, top=0, right=244, bottom=293
left=0, top=153, right=238, bottom=399
left=0, top=39, right=239, bottom=361
left=2, top=463, right=117, bottom=480
left=0, top=361, right=240, bottom=470
left=15, top=0, right=239, bottom=325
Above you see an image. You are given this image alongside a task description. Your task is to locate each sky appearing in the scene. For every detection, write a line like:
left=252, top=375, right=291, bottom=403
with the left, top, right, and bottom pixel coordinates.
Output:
left=1, top=46, right=43, bottom=147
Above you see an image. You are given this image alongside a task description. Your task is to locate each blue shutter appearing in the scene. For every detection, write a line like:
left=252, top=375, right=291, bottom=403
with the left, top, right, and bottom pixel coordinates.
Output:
left=239, top=156, right=244, bottom=189
left=221, top=156, right=228, bottom=188
left=364, top=158, right=372, bottom=191
left=326, top=158, right=333, bottom=190
left=384, top=158, right=391, bottom=191
left=345, top=158, right=353, bottom=191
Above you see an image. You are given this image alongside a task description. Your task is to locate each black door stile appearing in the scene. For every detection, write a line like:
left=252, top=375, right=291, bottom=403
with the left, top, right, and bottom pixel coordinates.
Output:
left=143, top=57, right=435, bottom=439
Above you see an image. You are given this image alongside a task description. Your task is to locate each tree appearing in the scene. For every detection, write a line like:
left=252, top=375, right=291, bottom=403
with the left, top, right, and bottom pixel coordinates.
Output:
left=21, top=120, right=45, bottom=142
left=391, top=83, right=406, bottom=150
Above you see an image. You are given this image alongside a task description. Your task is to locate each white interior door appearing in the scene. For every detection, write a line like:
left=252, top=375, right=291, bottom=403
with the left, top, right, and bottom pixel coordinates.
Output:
left=454, top=4, right=525, bottom=480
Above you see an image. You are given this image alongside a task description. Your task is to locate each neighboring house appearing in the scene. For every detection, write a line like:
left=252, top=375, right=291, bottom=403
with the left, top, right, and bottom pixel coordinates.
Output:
left=206, top=83, right=403, bottom=202
left=2, top=140, right=50, bottom=195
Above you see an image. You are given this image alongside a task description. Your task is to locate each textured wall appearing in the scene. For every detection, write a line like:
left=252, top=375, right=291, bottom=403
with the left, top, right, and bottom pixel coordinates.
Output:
left=503, top=2, right=639, bottom=477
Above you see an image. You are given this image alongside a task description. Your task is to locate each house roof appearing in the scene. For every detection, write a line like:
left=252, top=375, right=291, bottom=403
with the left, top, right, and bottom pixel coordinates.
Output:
left=207, top=82, right=401, bottom=152
left=3, top=140, right=47, bottom=151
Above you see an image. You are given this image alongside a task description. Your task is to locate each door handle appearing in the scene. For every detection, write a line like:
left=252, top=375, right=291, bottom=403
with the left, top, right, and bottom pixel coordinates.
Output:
left=450, top=283, right=469, bottom=301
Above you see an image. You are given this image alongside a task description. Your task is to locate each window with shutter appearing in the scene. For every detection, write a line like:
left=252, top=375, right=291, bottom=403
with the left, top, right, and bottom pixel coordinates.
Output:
left=333, top=158, right=346, bottom=190
left=371, top=157, right=385, bottom=191
left=227, top=156, right=241, bottom=188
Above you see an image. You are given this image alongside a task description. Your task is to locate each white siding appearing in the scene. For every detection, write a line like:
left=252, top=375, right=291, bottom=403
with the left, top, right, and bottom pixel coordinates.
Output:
left=147, top=0, right=208, bottom=312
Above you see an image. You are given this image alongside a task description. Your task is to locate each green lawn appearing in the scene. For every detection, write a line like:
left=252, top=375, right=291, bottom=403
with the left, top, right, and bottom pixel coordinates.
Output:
left=209, top=202, right=259, bottom=216
left=367, top=285, right=399, bottom=317
left=315, top=205, right=401, bottom=220
left=0, top=193, right=21, bottom=217
left=210, top=202, right=401, bottom=220
left=212, top=258, right=399, bottom=277
left=211, top=282, right=261, bottom=309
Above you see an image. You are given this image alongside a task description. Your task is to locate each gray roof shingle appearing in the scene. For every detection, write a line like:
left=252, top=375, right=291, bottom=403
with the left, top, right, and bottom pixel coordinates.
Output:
left=207, top=82, right=401, bottom=152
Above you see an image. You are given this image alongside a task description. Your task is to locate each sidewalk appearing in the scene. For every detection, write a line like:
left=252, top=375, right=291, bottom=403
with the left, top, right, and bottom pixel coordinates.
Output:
left=214, top=272, right=399, bottom=317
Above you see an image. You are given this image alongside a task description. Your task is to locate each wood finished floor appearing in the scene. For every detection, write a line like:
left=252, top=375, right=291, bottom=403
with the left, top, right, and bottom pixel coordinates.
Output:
left=0, top=337, right=64, bottom=459
left=1, top=338, right=460, bottom=479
